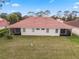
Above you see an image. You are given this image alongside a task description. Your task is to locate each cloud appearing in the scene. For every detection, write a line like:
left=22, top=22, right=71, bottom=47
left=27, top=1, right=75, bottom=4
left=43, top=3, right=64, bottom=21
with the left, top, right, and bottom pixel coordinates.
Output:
left=36, top=9, right=41, bottom=12
left=73, top=2, right=79, bottom=9
left=11, top=10, right=16, bottom=12
left=5, top=2, right=10, bottom=5
left=11, top=3, right=20, bottom=7
left=49, top=0, right=55, bottom=3
left=73, top=5, right=79, bottom=9
left=75, top=2, right=79, bottom=5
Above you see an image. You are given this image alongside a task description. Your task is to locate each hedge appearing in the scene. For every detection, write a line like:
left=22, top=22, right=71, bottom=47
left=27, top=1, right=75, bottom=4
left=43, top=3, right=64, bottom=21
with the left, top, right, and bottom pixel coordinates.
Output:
left=0, top=29, right=8, bottom=37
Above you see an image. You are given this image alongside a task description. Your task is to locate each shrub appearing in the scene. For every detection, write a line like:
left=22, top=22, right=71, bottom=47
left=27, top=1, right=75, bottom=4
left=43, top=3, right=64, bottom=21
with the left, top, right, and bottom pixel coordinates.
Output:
left=0, top=33, right=4, bottom=37
left=0, top=29, right=9, bottom=37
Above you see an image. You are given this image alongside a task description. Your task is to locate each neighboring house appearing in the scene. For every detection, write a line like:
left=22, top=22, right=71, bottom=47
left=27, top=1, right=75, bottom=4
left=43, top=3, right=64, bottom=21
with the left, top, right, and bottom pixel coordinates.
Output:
left=65, top=20, right=79, bottom=36
left=8, top=17, right=72, bottom=36
left=0, top=18, right=9, bottom=30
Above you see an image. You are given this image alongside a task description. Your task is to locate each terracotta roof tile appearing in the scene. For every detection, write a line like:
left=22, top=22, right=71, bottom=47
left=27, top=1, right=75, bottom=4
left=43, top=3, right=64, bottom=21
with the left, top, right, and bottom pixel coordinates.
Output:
left=65, top=20, right=79, bottom=28
left=8, top=17, right=72, bottom=29
left=0, top=18, right=9, bottom=27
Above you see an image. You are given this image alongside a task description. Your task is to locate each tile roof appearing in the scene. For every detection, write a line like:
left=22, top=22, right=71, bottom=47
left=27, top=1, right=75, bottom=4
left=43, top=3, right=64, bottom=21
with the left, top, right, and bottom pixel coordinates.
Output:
left=8, top=17, right=73, bottom=29
left=65, top=20, right=79, bottom=28
left=0, top=18, right=9, bottom=27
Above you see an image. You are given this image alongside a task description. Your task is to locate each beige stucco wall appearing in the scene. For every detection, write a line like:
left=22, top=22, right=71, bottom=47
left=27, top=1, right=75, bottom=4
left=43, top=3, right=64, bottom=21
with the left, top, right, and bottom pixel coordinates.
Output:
left=0, top=27, right=5, bottom=30
left=21, top=28, right=60, bottom=36
left=72, top=27, right=79, bottom=36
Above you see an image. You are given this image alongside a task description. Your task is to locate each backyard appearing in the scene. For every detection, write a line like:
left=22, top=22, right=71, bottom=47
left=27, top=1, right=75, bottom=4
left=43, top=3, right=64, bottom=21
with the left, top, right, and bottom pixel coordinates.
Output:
left=0, top=35, right=79, bottom=59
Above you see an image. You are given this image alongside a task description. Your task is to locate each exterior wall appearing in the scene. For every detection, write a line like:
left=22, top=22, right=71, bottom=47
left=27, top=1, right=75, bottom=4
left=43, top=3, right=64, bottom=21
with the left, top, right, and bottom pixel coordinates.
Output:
left=21, top=28, right=60, bottom=36
left=0, top=27, right=5, bottom=30
left=72, top=27, right=79, bottom=36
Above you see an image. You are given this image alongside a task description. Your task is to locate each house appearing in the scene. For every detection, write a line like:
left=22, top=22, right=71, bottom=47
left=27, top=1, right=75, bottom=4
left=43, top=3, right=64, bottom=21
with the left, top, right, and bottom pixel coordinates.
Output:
left=0, top=18, right=9, bottom=30
left=65, top=20, right=79, bottom=36
left=8, top=17, right=73, bottom=36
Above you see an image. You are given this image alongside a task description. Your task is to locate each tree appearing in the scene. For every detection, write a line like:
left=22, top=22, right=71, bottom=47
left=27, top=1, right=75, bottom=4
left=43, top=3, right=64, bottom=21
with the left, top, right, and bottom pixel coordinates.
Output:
left=22, top=15, right=29, bottom=19
left=7, top=13, right=19, bottom=24
left=13, top=12, right=22, bottom=20
left=0, top=13, right=8, bottom=19
left=27, top=10, right=51, bottom=17
left=56, top=11, right=62, bottom=18
left=35, top=10, right=51, bottom=17
left=44, top=10, right=51, bottom=16
left=64, top=11, right=70, bottom=16
left=51, top=15, right=58, bottom=19
left=71, top=11, right=77, bottom=20
left=63, top=11, right=70, bottom=21
left=62, top=11, right=77, bottom=21
left=27, top=11, right=35, bottom=16
left=36, top=11, right=45, bottom=17
left=7, top=12, right=22, bottom=24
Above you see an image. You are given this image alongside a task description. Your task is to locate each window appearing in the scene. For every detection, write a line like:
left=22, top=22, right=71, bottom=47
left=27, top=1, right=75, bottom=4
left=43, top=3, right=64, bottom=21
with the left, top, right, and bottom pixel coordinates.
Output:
left=32, top=28, right=35, bottom=32
left=61, top=29, right=66, bottom=33
left=23, top=28, right=25, bottom=32
left=46, top=28, right=49, bottom=33
left=36, top=28, right=40, bottom=30
left=41, top=28, right=45, bottom=30
left=56, top=29, right=58, bottom=33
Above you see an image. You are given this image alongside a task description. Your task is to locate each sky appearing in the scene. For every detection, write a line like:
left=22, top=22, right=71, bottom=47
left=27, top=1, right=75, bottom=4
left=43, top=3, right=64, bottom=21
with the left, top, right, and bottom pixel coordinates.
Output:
left=2, top=0, right=79, bottom=15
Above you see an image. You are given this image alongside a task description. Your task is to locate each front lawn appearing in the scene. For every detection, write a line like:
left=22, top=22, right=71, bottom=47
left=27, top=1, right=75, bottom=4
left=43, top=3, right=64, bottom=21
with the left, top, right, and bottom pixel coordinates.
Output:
left=0, top=35, right=79, bottom=59
left=67, top=34, right=79, bottom=44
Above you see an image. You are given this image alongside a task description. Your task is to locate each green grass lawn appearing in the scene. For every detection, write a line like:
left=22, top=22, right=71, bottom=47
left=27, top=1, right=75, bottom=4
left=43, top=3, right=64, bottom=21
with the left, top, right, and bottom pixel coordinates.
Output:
left=0, top=35, right=79, bottom=59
